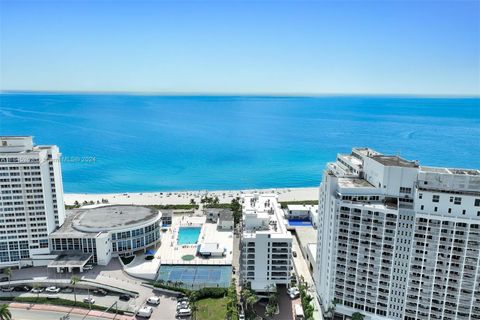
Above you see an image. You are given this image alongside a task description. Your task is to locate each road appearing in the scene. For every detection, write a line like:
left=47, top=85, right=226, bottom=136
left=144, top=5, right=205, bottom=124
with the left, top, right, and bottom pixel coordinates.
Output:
left=11, top=308, right=117, bottom=320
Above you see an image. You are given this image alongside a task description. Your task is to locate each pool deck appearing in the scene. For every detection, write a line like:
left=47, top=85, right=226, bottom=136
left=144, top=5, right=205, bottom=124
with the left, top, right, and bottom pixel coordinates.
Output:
left=158, top=213, right=233, bottom=265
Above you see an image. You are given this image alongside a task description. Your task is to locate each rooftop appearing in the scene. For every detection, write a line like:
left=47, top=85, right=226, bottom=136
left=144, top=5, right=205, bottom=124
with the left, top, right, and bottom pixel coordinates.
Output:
left=337, top=177, right=375, bottom=189
left=219, top=209, right=234, bottom=222
left=74, top=205, right=159, bottom=231
left=370, top=155, right=419, bottom=168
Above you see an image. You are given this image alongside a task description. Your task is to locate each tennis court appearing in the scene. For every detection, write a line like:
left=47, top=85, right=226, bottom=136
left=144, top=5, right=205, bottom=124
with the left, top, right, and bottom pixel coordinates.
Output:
left=157, top=265, right=232, bottom=289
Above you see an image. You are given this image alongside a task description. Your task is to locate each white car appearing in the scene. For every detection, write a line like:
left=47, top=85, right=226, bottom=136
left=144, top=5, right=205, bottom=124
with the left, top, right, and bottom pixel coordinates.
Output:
left=176, top=301, right=189, bottom=310
left=45, top=286, right=61, bottom=293
left=83, top=264, right=94, bottom=270
left=31, top=287, right=44, bottom=293
left=138, top=306, right=153, bottom=318
left=288, top=287, right=300, bottom=299
left=147, top=296, right=160, bottom=305
left=83, top=297, right=95, bottom=304
left=176, top=308, right=192, bottom=317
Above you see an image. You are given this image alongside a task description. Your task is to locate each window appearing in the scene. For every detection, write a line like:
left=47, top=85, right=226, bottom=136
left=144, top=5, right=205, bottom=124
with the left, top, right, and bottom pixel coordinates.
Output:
left=432, top=195, right=440, bottom=203
left=475, top=199, right=480, bottom=207
left=434, top=207, right=438, bottom=212
left=448, top=208, right=452, bottom=213
left=462, top=210, right=466, bottom=215
left=454, top=197, right=462, bottom=205
left=419, top=193, right=423, bottom=199
left=420, top=205, right=424, bottom=210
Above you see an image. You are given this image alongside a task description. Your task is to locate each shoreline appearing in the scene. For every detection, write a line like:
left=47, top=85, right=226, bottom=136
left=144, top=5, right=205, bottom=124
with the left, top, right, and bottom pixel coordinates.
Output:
left=64, top=186, right=319, bottom=206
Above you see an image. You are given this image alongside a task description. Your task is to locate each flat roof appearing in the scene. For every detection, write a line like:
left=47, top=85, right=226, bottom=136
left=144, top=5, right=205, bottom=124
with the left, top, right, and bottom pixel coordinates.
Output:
left=337, top=178, right=374, bottom=188
left=72, top=205, right=159, bottom=232
left=198, top=243, right=225, bottom=254
left=48, top=253, right=92, bottom=268
left=370, top=155, right=419, bottom=168
left=287, top=204, right=311, bottom=211
left=219, top=210, right=233, bottom=221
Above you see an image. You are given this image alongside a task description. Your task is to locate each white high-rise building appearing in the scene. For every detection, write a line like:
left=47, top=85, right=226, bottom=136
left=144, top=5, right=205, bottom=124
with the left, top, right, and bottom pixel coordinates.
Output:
left=316, top=148, right=480, bottom=320
left=240, top=193, right=293, bottom=292
left=0, top=136, right=65, bottom=268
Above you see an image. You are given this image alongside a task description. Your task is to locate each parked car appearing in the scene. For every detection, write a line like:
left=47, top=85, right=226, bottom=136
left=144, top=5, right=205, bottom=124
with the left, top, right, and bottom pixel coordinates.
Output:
left=46, top=294, right=59, bottom=299
left=176, top=301, right=189, bottom=310
left=288, top=287, right=300, bottom=299
left=45, top=286, right=61, bottom=293
left=292, top=251, right=297, bottom=257
left=83, top=297, right=95, bottom=304
left=176, top=308, right=192, bottom=317
left=61, top=287, right=73, bottom=293
left=137, top=306, right=153, bottom=318
left=1, top=287, right=14, bottom=292
left=119, top=294, right=131, bottom=301
left=92, top=288, right=108, bottom=296
left=147, top=296, right=161, bottom=305
left=83, top=264, right=94, bottom=270
left=31, top=287, right=44, bottom=293
left=14, top=286, right=31, bottom=292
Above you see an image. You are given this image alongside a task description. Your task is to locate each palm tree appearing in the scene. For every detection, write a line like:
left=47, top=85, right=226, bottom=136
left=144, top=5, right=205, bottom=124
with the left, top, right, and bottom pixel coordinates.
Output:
left=4, top=268, right=11, bottom=297
left=70, top=276, right=80, bottom=305
left=0, top=304, right=11, bottom=320
left=32, top=284, right=41, bottom=301
left=352, top=312, right=365, bottom=320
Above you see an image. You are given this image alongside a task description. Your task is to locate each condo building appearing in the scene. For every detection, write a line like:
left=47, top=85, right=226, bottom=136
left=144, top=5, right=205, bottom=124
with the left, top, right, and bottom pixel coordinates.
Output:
left=316, top=148, right=480, bottom=320
left=0, top=136, right=65, bottom=267
left=240, top=193, right=293, bottom=292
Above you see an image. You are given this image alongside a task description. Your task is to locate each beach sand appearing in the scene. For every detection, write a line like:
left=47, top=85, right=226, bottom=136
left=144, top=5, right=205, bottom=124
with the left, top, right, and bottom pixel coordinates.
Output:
left=64, top=186, right=319, bottom=206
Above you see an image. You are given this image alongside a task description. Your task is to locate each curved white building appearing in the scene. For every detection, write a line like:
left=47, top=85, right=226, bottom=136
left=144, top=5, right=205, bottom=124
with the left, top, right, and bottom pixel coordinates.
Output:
left=49, top=205, right=161, bottom=268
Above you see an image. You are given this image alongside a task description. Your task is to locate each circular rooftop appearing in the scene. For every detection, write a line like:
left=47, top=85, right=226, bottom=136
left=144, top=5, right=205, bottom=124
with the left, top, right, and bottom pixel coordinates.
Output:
left=72, top=205, right=160, bottom=232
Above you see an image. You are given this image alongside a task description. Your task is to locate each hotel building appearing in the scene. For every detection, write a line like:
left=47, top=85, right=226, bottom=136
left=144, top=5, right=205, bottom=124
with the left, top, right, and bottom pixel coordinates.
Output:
left=316, top=148, right=480, bottom=320
left=240, top=193, right=293, bottom=292
left=0, top=136, right=65, bottom=268
left=49, top=205, right=161, bottom=269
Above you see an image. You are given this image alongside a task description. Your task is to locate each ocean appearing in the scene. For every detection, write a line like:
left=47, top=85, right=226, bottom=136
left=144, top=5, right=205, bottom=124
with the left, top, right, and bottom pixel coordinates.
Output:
left=0, top=93, right=479, bottom=193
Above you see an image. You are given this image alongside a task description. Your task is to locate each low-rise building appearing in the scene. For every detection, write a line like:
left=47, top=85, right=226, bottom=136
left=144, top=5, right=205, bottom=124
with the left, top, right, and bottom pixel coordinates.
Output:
left=218, top=210, right=234, bottom=230
left=49, top=205, right=161, bottom=269
left=206, top=208, right=232, bottom=223
left=160, top=209, right=173, bottom=227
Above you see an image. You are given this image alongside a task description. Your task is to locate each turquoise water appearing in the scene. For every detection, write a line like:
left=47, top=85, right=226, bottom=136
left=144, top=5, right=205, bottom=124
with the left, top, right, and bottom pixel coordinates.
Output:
left=157, top=265, right=231, bottom=289
left=0, top=93, right=479, bottom=193
left=177, top=227, right=201, bottom=245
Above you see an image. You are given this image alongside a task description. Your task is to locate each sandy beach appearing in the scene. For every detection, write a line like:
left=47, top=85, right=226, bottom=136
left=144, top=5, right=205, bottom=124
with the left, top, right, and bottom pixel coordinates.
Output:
left=64, top=186, right=319, bottom=206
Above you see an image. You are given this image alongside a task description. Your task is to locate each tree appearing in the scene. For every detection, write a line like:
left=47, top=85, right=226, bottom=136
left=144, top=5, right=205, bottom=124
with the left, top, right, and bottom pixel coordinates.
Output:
left=188, top=291, right=199, bottom=320
left=0, top=304, right=11, bottom=320
left=352, top=312, right=365, bottom=320
left=241, top=284, right=257, bottom=320
left=32, top=283, right=41, bottom=300
left=70, top=276, right=80, bottom=305
left=231, top=198, right=242, bottom=226
left=4, top=268, right=12, bottom=298
left=190, top=199, right=196, bottom=205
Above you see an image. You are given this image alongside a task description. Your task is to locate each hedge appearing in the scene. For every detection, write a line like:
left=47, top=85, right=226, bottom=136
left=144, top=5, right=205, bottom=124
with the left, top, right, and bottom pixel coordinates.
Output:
left=149, top=281, right=227, bottom=299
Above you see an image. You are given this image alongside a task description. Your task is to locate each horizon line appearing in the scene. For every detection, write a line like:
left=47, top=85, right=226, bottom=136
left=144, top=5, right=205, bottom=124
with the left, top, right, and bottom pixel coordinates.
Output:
left=1, top=90, right=479, bottom=98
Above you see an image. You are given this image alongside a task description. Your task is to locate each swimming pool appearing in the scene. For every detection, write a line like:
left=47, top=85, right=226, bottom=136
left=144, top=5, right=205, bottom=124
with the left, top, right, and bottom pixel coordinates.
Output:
left=288, top=219, right=313, bottom=227
left=177, top=227, right=201, bottom=245
left=157, top=265, right=232, bottom=290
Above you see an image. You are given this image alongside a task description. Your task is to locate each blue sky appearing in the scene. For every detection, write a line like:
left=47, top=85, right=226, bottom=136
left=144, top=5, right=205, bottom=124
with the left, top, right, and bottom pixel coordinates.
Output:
left=0, top=0, right=479, bottom=95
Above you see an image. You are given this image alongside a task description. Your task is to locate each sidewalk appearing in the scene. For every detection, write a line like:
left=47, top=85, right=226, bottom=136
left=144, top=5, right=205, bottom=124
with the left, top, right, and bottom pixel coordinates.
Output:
left=8, top=302, right=133, bottom=320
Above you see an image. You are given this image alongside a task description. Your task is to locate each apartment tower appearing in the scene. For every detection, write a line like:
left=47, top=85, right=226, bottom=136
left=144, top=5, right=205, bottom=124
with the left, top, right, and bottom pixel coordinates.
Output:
left=316, top=148, right=480, bottom=320
left=0, top=136, right=65, bottom=268
left=240, top=193, right=293, bottom=292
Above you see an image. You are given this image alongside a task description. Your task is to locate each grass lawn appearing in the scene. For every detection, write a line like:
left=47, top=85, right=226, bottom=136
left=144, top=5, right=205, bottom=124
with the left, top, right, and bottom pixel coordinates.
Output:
left=196, top=297, right=228, bottom=320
